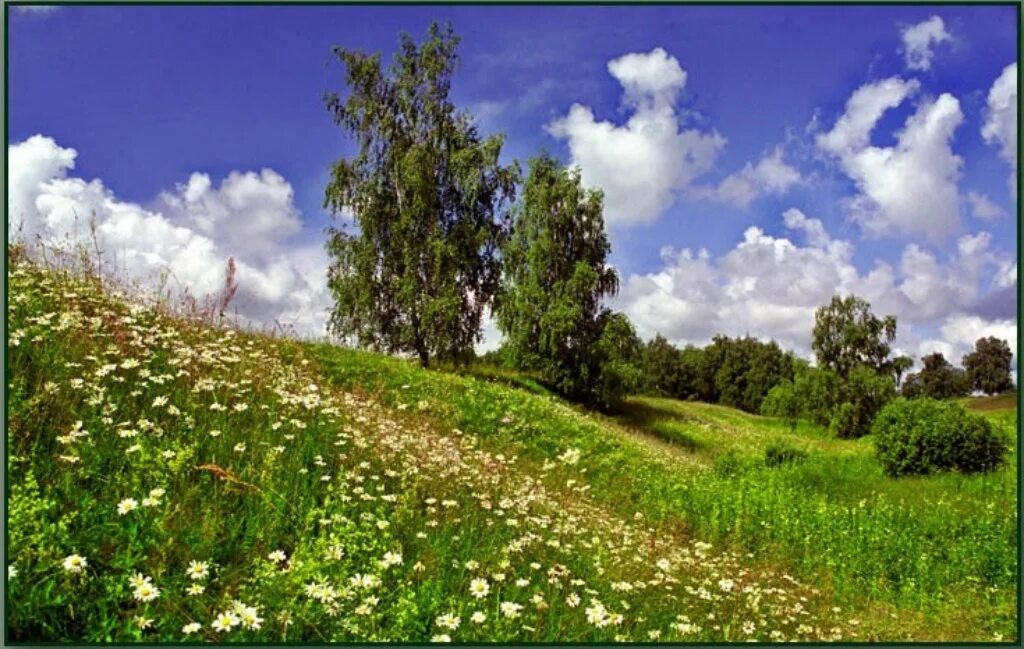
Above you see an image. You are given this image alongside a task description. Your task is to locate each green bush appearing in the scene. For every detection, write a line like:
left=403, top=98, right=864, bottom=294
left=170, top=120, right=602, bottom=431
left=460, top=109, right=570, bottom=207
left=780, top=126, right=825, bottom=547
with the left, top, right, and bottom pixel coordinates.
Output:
left=764, top=441, right=808, bottom=467
left=872, top=398, right=1008, bottom=477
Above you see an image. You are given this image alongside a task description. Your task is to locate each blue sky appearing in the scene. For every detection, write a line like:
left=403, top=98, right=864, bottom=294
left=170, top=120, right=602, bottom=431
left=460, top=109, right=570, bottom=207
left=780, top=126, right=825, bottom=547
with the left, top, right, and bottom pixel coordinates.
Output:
left=7, top=4, right=1019, bottom=364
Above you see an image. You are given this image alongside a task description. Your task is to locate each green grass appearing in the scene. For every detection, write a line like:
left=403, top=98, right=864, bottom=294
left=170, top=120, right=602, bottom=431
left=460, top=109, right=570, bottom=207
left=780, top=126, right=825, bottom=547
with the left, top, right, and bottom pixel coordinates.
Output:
left=961, top=391, right=1019, bottom=413
left=6, top=257, right=1019, bottom=642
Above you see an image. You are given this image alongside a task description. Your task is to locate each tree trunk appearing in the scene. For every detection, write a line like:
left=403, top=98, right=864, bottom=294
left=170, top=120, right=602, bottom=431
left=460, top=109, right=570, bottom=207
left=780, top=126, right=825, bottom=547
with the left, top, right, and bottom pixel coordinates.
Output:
left=417, top=348, right=429, bottom=368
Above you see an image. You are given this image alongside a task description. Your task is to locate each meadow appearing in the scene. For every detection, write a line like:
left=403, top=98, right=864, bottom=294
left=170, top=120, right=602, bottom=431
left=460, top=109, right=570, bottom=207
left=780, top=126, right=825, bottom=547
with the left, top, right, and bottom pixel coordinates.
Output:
left=5, top=256, right=1018, bottom=642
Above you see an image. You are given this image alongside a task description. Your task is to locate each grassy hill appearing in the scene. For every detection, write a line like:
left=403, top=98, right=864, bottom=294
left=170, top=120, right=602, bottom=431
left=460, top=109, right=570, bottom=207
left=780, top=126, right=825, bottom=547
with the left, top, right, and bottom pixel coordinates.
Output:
left=6, top=258, right=1018, bottom=642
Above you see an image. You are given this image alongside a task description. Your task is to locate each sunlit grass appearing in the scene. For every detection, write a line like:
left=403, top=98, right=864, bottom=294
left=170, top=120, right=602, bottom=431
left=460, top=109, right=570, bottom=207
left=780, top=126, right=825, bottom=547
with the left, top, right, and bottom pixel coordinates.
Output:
left=6, top=256, right=1017, bottom=642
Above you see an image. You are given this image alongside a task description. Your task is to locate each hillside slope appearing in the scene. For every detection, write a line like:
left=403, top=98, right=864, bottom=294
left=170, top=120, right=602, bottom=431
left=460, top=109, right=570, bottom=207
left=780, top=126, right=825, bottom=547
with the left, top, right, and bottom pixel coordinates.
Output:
left=5, top=258, right=1017, bottom=642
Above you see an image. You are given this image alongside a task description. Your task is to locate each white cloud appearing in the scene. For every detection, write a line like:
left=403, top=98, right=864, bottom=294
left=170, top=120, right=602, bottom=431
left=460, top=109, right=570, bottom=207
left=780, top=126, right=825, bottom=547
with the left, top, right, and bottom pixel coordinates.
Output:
left=982, top=62, right=1018, bottom=198
left=8, top=134, right=332, bottom=338
left=614, top=208, right=1014, bottom=359
left=901, top=16, right=952, bottom=72
left=693, top=147, right=802, bottom=208
left=916, top=314, right=1017, bottom=368
left=547, top=48, right=726, bottom=225
left=965, top=191, right=1006, bottom=220
left=816, top=77, right=920, bottom=156
left=817, top=77, right=964, bottom=242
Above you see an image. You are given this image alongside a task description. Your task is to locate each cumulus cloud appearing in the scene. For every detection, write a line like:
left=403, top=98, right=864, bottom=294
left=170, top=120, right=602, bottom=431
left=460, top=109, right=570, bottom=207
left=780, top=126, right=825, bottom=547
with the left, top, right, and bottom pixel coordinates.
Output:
left=547, top=48, right=726, bottom=225
left=901, top=16, right=952, bottom=72
left=982, top=62, right=1018, bottom=198
left=817, top=77, right=964, bottom=242
left=613, top=208, right=1014, bottom=360
left=915, top=314, right=1017, bottom=368
left=8, top=134, right=332, bottom=337
left=965, top=191, right=1006, bottom=220
left=693, top=147, right=802, bottom=208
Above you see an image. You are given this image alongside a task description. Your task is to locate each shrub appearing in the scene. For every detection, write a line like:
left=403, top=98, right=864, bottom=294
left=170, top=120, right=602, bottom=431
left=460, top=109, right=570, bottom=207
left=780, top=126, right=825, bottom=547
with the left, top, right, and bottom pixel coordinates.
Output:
left=872, top=398, right=1008, bottom=477
left=764, top=441, right=808, bottom=467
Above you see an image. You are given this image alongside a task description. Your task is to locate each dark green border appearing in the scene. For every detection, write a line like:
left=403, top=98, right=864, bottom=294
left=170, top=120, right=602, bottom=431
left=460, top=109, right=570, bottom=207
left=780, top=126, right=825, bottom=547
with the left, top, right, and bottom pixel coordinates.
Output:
left=2, top=1, right=1020, bottom=647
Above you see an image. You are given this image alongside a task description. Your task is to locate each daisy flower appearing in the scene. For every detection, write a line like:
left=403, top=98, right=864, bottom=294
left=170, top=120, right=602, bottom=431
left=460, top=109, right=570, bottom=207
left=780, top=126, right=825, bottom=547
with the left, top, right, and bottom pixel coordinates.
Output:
left=211, top=611, right=239, bottom=632
left=267, top=550, right=287, bottom=563
left=187, top=561, right=210, bottom=580
left=117, top=498, right=139, bottom=515
left=62, top=554, right=87, bottom=574
left=469, top=578, right=490, bottom=599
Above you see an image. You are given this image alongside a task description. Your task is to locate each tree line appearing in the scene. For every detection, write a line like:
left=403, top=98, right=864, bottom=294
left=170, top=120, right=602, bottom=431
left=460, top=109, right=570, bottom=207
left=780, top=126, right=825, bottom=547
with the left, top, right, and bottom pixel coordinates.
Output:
left=322, top=23, right=1014, bottom=424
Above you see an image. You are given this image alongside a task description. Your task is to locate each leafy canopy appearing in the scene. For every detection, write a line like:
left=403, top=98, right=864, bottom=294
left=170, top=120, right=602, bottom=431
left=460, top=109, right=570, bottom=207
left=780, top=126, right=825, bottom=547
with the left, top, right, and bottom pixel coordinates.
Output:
left=962, top=336, right=1014, bottom=396
left=495, top=153, right=620, bottom=404
left=812, top=295, right=897, bottom=379
left=324, top=23, right=518, bottom=366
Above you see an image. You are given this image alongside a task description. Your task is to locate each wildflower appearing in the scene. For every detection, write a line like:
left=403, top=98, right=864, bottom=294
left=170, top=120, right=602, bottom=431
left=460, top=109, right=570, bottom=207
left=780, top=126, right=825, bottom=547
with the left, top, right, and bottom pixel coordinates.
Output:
left=8, top=565, right=16, bottom=580
left=267, top=550, right=287, bottom=563
left=233, top=443, right=246, bottom=453
left=656, top=558, right=671, bottom=572
left=469, top=578, right=490, bottom=599
left=566, top=592, right=581, bottom=608
left=431, top=634, right=451, bottom=643
left=129, top=573, right=151, bottom=589
left=464, top=559, right=479, bottom=570
left=209, top=430, right=222, bottom=437
left=648, top=630, right=662, bottom=640
left=743, top=620, right=756, bottom=635
left=182, top=622, right=202, bottom=635
left=133, top=580, right=160, bottom=602
left=381, top=551, right=403, bottom=567
left=585, top=601, right=608, bottom=627
left=239, top=606, right=263, bottom=630
left=62, top=554, right=87, bottom=574
left=186, top=583, right=205, bottom=596
left=515, top=578, right=530, bottom=587
left=187, top=561, right=210, bottom=580
left=470, top=611, right=487, bottom=624
left=435, top=613, right=460, bottom=630
left=718, top=578, right=735, bottom=592
left=135, top=616, right=154, bottom=630
left=117, top=498, right=139, bottom=515
left=500, top=601, right=523, bottom=619
left=211, top=611, right=240, bottom=632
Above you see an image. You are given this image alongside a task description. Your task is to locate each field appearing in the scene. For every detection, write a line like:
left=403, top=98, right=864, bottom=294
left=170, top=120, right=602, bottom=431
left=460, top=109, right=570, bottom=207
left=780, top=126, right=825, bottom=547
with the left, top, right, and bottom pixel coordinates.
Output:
left=5, top=258, right=1018, bottom=642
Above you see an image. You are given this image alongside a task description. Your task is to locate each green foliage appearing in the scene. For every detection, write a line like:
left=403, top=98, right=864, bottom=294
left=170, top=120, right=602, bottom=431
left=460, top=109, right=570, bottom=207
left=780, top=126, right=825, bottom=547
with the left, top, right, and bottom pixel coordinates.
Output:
left=792, top=365, right=843, bottom=426
left=640, top=334, right=686, bottom=397
left=903, top=352, right=971, bottom=400
left=324, top=23, right=518, bottom=366
left=763, top=441, right=808, bottom=467
left=962, top=337, right=1014, bottom=396
left=760, top=379, right=800, bottom=429
left=812, top=295, right=897, bottom=379
left=698, top=336, right=795, bottom=413
left=495, top=153, right=619, bottom=404
left=592, top=312, right=644, bottom=408
left=873, top=398, right=1009, bottom=477
left=828, top=365, right=896, bottom=439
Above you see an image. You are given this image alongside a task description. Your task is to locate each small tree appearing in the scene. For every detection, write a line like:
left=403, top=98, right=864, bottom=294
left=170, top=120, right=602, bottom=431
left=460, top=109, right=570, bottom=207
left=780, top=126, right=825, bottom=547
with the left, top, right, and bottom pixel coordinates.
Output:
left=793, top=365, right=843, bottom=427
left=917, top=352, right=971, bottom=399
left=324, top=23, right=518, bottom=366
left=891, top=354, right=914, bottom=388
left=593, top=312, right=644, bottom=408
left=812, top=295, right=897, bottom=380
left=496, top=153, right=618, bottom=403
left=828, top=365, right=895, bottom=439
left=963, top=337, right=1014, bottom=395
left=641, top=334, right=685, bottom=397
